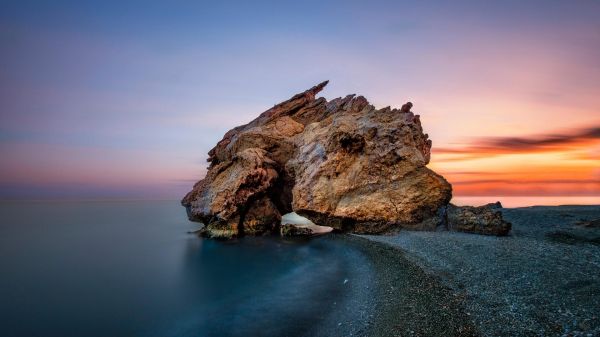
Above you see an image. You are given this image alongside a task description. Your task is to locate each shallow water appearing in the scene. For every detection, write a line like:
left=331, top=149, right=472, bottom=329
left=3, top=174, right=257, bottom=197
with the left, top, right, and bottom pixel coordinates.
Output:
left=0, top=201, right=372, bottom=337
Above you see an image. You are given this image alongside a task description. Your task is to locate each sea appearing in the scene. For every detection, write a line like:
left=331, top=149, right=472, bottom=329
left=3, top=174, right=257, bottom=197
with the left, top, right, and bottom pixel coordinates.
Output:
left=452, top=196, right=600, bottom=208
left=0, top=201, right=372, bottom=337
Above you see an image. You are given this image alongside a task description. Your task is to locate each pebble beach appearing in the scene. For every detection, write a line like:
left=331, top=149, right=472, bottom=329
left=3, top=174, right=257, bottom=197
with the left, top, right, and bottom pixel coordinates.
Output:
left=357, top=205, right=600, bottom=336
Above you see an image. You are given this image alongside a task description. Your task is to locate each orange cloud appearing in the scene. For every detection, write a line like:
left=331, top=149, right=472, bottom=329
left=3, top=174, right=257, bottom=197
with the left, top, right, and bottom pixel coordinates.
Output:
left=434, top=125, right=600, bottom=157
left=429, top=125, right=600, bottom=196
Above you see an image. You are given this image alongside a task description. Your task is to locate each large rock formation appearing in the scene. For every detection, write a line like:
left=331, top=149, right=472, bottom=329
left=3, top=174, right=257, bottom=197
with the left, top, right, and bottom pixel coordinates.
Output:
left=182, top=81, right=509, bottom=238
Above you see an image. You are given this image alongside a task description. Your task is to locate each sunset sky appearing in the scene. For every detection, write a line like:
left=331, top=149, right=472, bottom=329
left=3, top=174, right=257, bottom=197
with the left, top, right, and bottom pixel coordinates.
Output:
left=1, top=0, right=599, bottom=204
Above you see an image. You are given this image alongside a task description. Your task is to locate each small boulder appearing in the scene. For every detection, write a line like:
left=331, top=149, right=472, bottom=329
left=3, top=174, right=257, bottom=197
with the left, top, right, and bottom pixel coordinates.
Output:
left=280, top=223, right=315, bottom=237
left=446, top=203, right=511, bottom=236
left=197, top=219, right=240, bottom=240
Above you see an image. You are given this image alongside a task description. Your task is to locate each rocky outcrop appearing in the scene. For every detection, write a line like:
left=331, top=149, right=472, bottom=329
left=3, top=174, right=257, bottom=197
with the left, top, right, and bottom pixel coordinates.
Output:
left=182, top=81, right=509, bottom=238
left=484, top=201, right=503, bottom=210
left=446, top=203, right=512, bottom=236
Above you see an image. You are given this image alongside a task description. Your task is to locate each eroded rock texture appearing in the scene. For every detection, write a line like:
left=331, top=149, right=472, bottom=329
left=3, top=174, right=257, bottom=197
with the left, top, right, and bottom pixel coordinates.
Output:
left=447, top=203, right=512, bottom=236
left=182, top=82, right=508, bottom=238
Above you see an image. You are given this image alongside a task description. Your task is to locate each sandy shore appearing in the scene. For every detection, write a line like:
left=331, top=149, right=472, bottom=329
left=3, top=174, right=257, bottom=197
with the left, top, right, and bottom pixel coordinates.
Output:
left=359, top=205, right=600, bottom=336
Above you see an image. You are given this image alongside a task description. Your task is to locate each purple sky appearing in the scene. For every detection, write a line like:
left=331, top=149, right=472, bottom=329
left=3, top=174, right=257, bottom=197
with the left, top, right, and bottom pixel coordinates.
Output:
left=1, top=0, right=599, bottom=200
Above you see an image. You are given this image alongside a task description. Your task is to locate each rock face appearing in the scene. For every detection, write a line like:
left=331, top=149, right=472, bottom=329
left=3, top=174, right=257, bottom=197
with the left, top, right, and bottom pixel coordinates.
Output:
left=280, top=224, right=314, bottom=237
left=182, top=81, right=509, bottom=238
left=447, top=203, right=512, bottom=236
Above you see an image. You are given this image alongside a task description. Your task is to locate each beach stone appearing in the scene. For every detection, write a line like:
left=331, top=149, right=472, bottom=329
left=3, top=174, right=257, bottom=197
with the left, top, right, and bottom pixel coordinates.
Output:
left=182, top=81, right=507, bottom=238
left=446, top=203, right=512, bottom=236
left=280, top=223, right=314, bottom=237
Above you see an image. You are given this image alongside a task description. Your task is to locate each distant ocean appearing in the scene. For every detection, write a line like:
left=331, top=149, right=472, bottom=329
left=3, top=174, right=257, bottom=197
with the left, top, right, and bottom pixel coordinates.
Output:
left=452, top=196, right=600, bottom=208
left=0, top=201, right=372, bottom=337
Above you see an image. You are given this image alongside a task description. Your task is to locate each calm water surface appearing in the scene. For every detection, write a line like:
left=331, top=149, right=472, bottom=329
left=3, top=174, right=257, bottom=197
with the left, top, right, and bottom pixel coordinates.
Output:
left=452, top=196, right=600, bottom=208
left=0, top=201, right=371, bottom=337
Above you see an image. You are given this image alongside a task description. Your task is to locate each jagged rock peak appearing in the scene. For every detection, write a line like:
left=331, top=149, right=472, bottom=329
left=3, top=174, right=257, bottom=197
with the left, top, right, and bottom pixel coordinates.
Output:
left=182, top=82, right=510, bottom=239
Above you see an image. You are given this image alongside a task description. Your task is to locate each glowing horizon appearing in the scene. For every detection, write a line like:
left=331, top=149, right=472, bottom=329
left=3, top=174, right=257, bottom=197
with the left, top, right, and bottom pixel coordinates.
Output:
left=430, top=125, right=600, bottom=197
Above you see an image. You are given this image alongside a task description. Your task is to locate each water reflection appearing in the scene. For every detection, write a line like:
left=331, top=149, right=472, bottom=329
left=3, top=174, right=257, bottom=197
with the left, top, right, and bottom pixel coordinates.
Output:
left=0, top=201, right=374, bottom=337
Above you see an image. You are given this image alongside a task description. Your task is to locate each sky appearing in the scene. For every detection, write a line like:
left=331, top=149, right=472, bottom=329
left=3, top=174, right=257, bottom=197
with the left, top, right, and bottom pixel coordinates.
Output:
left=0, top=0, right=599, bottom=204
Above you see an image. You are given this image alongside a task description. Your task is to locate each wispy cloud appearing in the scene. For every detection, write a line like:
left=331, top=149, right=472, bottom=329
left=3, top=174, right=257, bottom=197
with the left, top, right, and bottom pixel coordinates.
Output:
left=430, top=124, right=600, bottom=196
left=434, top=125, right=600, bottom=157
left=452, top=179, right=600, bottom=186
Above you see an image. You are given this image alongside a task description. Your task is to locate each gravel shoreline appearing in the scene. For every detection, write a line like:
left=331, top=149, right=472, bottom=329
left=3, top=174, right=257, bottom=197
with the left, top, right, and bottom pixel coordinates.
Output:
left=360, top=205, right=600, bottom=336
left=343, top=235, right=478, bottom=337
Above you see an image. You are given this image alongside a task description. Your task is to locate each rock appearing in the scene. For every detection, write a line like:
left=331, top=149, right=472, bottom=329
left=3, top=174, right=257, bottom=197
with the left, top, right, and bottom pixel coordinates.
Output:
left=280, top=223, right=314, bottom=237
left=280, top=212, right=334, bottom=237
left=182, top=81, right=509, bottom=238
left=287, top=95, right=451, bottom=233
left=182, top=148, right=280, bottom=238
left=446, top=203, right=512, bottom=236
left=243, top=196, right=281, bottom=235
left=400, top=102, right=413, bottom=113
left=484, top=201, right=503, bottom=209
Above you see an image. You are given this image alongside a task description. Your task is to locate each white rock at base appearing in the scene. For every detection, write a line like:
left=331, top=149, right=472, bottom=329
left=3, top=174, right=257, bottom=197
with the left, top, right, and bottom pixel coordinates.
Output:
left=281, top=212, right=333, bottom=234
